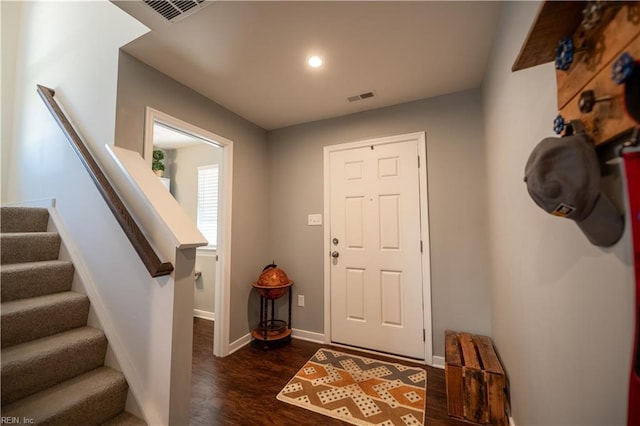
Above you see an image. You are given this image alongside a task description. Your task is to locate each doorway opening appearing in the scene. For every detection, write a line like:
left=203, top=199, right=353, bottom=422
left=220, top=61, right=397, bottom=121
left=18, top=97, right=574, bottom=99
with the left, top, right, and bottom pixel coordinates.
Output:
left=144, top=107, right=233, bottom=357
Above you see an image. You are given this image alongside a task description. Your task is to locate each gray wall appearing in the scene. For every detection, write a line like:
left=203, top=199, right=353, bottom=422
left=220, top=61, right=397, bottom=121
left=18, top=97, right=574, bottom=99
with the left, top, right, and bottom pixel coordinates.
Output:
left=483, top=2, right=633, bottom=424
left=169, top=143, right=222, bottom=223
left=267, top=89, right=492, bottom=357
left=115, top=52, right=270, bottom=341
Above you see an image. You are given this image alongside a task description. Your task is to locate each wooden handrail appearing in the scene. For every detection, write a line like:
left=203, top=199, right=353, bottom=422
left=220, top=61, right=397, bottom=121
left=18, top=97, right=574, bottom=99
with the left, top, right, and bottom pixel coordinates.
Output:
left=37, top=85, right=174, bottom=277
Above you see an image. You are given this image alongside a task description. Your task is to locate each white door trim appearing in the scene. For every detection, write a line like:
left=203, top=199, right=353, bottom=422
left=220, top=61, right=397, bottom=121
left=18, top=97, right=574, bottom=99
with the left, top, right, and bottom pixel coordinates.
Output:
left=144, top=107, right=233, bottom=357
left=323, top=131, right=432, bottom=365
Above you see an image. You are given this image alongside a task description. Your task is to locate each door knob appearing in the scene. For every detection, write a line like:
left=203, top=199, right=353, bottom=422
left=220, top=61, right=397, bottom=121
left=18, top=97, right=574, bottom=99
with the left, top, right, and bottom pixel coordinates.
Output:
left=331, top=251, right=340, bottom=258
left=332, top=238, right=339, bottom=245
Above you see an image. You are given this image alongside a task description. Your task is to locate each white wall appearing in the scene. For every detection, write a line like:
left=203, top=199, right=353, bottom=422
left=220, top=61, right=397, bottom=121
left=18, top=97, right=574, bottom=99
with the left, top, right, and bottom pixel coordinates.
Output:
left=2, top=2, right=195, bottom=424
left=483, top=2, right=634, bottom=424
left=1, top=1, right=21, bottom=198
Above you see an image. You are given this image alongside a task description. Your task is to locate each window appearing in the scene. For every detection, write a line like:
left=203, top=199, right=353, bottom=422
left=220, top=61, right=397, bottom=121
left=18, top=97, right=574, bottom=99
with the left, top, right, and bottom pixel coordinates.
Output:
left=197, top=164, right=219, bottom=248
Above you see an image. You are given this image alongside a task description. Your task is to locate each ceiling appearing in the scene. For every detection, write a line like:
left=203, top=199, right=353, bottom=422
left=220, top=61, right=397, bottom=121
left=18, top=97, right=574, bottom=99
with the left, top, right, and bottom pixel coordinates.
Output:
left=152, top=122, right=203, bottom=149
left=114, top=1, right=503, bottom=131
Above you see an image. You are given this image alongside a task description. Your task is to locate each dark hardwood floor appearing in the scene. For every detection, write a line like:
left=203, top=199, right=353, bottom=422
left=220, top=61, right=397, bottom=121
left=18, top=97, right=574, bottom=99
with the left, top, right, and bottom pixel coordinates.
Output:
left=191, top=318, right=469, bottom=426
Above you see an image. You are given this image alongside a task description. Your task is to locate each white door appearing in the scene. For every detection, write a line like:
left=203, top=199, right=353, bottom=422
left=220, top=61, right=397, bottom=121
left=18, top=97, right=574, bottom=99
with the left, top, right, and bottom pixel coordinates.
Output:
left=329, top=137, right=425, bottom=359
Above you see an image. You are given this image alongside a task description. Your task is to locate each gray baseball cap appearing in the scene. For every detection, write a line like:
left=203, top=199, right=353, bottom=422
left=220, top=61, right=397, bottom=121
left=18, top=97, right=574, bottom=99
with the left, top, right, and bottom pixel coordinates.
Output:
left=524, top=131, right=624, bottom=247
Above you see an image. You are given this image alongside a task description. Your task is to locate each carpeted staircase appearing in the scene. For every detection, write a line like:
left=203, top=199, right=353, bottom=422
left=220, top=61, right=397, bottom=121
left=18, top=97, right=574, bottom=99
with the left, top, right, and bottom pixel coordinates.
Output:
left=1, top=206, right=145, bottom=425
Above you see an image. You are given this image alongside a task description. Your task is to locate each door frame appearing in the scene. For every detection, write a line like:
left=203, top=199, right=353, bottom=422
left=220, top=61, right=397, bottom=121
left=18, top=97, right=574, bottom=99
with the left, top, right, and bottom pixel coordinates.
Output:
left=144, top=107, right=233, bottom=357
left=322, top=131, right=432, bottom=365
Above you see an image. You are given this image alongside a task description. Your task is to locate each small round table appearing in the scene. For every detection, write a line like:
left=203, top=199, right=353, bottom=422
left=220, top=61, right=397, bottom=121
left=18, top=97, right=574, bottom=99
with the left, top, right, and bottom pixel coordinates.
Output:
left=251, top=281, right=294, bottom=350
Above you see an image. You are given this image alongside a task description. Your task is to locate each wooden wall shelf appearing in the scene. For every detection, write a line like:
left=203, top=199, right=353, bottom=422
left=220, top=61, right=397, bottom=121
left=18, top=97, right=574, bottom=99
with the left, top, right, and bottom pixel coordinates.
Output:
left=513, top=1, right=587, bottom=72
left=513, top=1, right=640, bottom=146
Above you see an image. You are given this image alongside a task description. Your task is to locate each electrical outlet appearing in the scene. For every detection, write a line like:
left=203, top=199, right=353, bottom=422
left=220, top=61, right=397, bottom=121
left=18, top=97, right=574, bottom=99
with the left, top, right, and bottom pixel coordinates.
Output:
left=307, top=214, right=322, bottom=226
left=298, top=295, right=305, bottom=307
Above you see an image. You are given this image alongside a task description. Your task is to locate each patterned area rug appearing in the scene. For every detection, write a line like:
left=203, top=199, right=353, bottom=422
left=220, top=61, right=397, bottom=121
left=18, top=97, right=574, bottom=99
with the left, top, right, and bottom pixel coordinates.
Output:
left=276, top=348, right=427, bottom=425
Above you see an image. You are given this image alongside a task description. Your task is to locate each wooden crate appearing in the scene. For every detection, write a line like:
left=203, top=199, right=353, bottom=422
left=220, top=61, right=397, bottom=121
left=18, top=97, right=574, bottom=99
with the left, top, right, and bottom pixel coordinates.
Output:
left=445, top=330, right=507, bottom=426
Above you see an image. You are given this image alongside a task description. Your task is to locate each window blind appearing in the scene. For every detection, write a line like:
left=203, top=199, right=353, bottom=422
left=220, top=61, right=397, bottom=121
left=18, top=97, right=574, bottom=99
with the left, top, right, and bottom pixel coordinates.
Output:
left=197, top=164, right=219, bottom=247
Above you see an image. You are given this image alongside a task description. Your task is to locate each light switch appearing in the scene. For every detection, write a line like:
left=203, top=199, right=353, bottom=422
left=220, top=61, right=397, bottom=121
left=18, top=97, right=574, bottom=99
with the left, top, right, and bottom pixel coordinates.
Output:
left=308, top=214, right=322, bottom=226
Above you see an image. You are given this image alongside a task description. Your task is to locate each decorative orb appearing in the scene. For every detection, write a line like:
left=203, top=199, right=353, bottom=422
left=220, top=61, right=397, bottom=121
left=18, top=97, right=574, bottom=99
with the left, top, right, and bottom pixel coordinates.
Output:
left=253, top=264, right=293, bottom=299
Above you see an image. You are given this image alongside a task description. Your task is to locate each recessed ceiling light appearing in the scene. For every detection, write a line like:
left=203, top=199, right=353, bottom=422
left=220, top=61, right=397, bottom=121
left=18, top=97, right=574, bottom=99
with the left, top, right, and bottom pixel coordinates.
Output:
left=307, top=55, right=323, bottom=68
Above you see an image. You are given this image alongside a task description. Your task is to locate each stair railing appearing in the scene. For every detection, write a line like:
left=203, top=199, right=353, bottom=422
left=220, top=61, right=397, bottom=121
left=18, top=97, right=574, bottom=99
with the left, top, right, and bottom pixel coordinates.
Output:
left=37, top=84, right=174, bottom=277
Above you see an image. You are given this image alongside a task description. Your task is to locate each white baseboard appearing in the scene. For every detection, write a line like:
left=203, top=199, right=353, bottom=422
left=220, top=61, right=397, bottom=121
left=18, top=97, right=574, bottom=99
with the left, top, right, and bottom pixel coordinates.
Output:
left=431, top=355, right=445, bottom=369
left=292, top=328, right=325, bottom=343
left=225, top=328, right=446, bottom=370
left=228, top=333, right=251, bottom=355
left=193, top=309, right=215, bottom=321
left=226, top=329, right=324, bottom=355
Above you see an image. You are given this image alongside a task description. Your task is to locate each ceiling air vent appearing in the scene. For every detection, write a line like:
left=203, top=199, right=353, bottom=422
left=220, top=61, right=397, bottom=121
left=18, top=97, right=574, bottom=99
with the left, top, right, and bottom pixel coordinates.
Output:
left=144, top=0, right=207, bottom=22
left=347, top=91, right=376, bottom=102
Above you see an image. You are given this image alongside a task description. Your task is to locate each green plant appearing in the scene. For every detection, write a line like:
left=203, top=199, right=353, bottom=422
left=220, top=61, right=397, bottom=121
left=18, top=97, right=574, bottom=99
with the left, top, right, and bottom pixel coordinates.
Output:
left=152, top=149, right=165, bottom=172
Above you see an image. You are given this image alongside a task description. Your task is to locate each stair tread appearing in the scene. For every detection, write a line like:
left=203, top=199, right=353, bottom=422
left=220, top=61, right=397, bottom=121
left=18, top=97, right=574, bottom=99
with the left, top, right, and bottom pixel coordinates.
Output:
left=0, top=231, right=58, bottom=236
left=1, top=291, right=87, bottom=316
left=101, top=412, right=147, bottom=426
left=1, top=259, right=73, bottom=273
left=1, top=367, right=127, bottom=422
left=1, top=326, right=107, bottom=405
left=1, top=207, right=49, bottom=233
left=2, top=326, right=104, bottom=366
left=1, top=291, right=90, bottom=348
left=1, top=260, right=75, bottom=302
left=0, top=232, right=60, bottom=245
left=1, top=232, right=61, bottom=265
